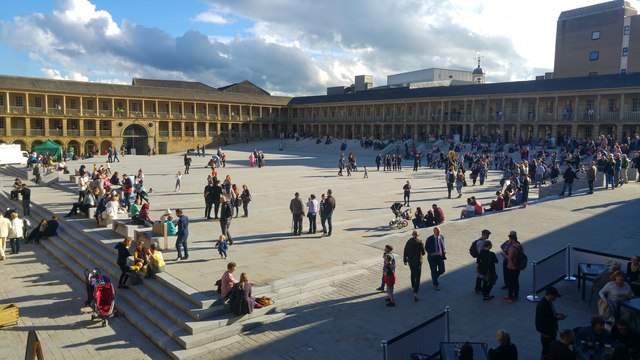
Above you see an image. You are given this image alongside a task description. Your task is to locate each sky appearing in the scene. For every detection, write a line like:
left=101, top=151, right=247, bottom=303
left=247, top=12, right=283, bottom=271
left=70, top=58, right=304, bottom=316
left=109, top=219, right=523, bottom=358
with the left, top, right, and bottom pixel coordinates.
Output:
left=0, top=0, right=637, bottom=96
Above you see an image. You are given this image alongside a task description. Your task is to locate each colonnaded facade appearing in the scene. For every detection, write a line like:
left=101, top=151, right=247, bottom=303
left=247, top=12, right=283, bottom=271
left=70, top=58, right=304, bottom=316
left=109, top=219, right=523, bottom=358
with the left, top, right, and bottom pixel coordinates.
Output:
left=288, top=73, right=640, bottom=145
left=0, top=76, right=290, bottom=155
left=2, top=73, right=640, bottom=154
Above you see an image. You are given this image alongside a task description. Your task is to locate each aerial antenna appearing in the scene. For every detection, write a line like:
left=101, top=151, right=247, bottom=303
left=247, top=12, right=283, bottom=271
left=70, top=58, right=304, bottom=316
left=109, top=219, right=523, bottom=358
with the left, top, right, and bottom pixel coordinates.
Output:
left=475, top=52, right=483, bottom=68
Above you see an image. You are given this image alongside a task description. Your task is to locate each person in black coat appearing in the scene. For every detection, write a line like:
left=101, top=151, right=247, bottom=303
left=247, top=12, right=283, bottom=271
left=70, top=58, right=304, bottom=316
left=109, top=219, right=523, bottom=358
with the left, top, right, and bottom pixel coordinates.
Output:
left=478, top=240, right=498, bottom=300
left=488, top=329, right=518, bottom=360
left=535, top=286, right=567, bottom=359
left=115, top=237, right=132, bottom=289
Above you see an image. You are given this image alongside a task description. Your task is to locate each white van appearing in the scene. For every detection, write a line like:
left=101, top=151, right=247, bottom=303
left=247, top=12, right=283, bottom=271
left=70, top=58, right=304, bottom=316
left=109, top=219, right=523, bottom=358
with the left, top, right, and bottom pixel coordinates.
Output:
left=0, top=144, right=29, bottom=166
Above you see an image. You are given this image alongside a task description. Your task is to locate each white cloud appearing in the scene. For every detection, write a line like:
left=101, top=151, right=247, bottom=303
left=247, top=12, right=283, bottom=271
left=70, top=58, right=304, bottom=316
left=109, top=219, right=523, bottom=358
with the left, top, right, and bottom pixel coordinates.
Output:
left=4, top=0, right=640, bottom=95
left=193, top=9, right=230, bottom=25
left=41, top=68, right=89, bottom=81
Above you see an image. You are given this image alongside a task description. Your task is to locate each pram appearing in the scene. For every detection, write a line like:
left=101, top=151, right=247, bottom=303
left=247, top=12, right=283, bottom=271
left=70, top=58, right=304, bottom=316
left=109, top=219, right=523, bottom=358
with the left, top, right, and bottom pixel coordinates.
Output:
left=84, top=268, right=116, bottom=327
left=389, top=202, right=412, bottom=229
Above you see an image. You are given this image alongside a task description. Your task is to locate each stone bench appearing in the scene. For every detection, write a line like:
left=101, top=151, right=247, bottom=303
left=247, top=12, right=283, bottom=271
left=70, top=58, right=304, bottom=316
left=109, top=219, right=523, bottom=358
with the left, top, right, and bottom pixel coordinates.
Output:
left=134, top=223, right=169, bottom=250
left=112, top=218, right=149, bottom=238
left=104, top=212, right=130, bottom=228
left=84, top=207, right=97, bottom=219
left=69, top=175, right=80, bottom=184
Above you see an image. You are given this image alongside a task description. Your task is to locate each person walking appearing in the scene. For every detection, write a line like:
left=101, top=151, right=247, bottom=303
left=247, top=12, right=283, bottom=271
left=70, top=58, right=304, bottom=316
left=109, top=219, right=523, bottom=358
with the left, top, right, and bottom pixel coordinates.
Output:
left=403, top=181, right=411, bottom=206
left=403, top=230, right=426, bottom=301
left=521, top=174, right=530, bottom=208
left=220, top=196, right=234, bottom=245
left=446, top=166, right=455, bottom=199
left=383, top=253, right=396, bottom=307
left=306, top=194, right=319, bottom=234
left=183, top=154, right=192, bottom=174
left=174, top=171, right=182, bottom=192
left=175, top=209, right=189, bottom=260
left=425, top=226, right=446, bottom=291
left=535, top=286, right=567, bottom=360
left=321, top=189, right=336, bottom=237
left=289, top=192, right=305, bottom=236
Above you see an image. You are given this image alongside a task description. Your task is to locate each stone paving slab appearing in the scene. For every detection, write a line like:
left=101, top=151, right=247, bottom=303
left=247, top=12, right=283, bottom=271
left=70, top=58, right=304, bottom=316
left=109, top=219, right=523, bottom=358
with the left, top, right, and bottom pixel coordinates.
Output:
left=2, top=138, right=639, bottom=359
left=0, top=243, right=168, bottom=360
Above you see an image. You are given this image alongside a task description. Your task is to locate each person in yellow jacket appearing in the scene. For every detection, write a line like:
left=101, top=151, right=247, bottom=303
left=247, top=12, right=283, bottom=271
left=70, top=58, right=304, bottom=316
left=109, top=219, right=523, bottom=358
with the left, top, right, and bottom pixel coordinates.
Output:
left=146, top=243, right=165, bottom=278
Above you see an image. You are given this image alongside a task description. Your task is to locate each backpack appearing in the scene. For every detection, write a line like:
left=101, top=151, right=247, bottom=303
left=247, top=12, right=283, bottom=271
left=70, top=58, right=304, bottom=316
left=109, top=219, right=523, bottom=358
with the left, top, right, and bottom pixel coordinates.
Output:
left=448, top=172, right=455, bottom=184
left=469, top=239, right=481, bottom=258
left=514, top=244, right=528, bottom=270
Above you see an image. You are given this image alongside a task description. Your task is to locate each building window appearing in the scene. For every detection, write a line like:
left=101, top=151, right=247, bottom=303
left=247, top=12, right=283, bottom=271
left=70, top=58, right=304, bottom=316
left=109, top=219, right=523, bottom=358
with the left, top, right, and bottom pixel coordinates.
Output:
left=34, top=97, right=42, bottom=108
left=15, top=96, right=23, bottom=107
left=632, top=98, right=640, bottom=112
left=0, top=96, right=3, bottom=106
left=86, top=100, right=94, bottom=110
left=69, top=99, right=77, bottom=109
left=132, top=103, right=138, bottom=112
left=622, top=47, right=628, bottom=57
left=53, top=98, right=60, bottom=108
left=546, top=101, right=554, bottom=114
left=589, top=51, right=599, bottom=61
left=621, top=69, right=627, bottom=75
left=624, top=26, right=630, bottom=35
left=511, top=101, right=519, bottom=114
left=102, top=101, right=109, bottom=110
left=608, top=99, right=617, bottom=112
left=588, top=72, right=598, bottom=77
left=592, top=31, right=600, bottom=40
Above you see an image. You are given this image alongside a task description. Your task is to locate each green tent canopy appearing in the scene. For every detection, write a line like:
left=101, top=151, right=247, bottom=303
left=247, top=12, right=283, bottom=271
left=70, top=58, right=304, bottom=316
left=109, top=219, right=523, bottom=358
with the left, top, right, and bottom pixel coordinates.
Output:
left=34, top=140, right=62, bottom=161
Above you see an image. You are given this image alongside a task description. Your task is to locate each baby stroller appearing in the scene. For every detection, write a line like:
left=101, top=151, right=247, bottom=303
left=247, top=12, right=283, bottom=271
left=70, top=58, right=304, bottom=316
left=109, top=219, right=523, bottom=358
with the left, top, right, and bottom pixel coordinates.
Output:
left=84, top=268, right=116, bottom=327
left=389, top=202, right=412, bottom=229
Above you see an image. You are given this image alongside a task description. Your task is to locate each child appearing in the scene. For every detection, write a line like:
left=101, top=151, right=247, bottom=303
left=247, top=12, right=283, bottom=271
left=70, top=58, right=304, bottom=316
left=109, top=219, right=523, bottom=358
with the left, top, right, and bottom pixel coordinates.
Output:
left=215, top=235, right=229, bottom=259
left=363, top=166, right=368, bottom=179
left=383, top=253, right=396, bottom=306
left=175, top=171, right=182, bottom=192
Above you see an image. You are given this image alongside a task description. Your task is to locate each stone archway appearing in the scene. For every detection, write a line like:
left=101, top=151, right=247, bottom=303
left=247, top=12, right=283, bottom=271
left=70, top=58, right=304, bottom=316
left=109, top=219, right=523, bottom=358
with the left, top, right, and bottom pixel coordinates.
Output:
left=13, top=140, right=27, bottom=151
left=67, top=140, right=80, bottom=158
left=31, top=140, right=43, bottom=152
left=84, top=140, right=97, bottom=155
left=123, top=124, right=149, bottom=155
left=100, top=140, right=112, bottom=155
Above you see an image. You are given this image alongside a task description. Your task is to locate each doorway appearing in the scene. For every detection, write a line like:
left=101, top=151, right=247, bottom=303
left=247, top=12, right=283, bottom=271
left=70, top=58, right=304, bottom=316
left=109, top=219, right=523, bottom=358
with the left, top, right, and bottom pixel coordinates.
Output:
left=123, top=124, right=149, bottom=155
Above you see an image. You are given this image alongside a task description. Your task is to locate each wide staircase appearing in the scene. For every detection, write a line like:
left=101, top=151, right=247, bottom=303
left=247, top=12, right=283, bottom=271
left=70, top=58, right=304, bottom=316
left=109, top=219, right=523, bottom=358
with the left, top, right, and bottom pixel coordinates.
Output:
left=0, top=165, right=371, bottom=359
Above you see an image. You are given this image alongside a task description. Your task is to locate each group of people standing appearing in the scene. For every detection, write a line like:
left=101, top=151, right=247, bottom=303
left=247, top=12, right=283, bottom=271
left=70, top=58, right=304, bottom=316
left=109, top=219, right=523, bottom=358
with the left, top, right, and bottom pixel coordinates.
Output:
left=289, top=190, right=336, bottom=236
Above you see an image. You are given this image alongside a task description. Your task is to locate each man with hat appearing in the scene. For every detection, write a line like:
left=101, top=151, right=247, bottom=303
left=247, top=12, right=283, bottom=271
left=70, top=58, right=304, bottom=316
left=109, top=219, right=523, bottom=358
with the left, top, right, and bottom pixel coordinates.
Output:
left=376, top=244, right=395, bottom=292
left=535, top=286, right=567, bottom=359
left=474, top=229, right=492, bottom=294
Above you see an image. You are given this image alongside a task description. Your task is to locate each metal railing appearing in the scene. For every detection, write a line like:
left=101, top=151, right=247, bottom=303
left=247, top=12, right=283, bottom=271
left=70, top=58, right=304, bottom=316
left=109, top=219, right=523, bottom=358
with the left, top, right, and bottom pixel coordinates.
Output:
left=30, top=129, right=44, bottom=136
left=171, top=131, right=182, bottom=138
left=158, top=130, right=169, bottom=137
left=100, top=130, right=112, bottom=136
left=11, top=128, right=26, bottom=136
left=83, top=110, right=97, bottom=116
left=49, top=129, right=62, bottom=136
left=67, top=129, right=80, bottom=136
left=29, top=107, right=44, bottom=114
left=84, top=129, right=96, bottom=136
left=98, top=110, right=111, bottom=117
left=145, top=112, right=157, bottom=118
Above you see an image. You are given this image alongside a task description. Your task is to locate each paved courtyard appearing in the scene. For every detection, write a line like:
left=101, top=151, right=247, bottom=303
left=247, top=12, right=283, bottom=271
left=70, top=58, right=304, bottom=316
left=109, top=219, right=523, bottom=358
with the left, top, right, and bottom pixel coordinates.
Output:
left=1, top=139, right=639, bottom=359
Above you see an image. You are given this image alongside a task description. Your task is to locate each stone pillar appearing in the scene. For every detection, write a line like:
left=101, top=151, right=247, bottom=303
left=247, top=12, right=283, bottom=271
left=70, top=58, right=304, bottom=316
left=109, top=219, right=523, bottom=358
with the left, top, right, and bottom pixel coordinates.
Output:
left=25, top=93, right=30, bottom=115
left=112, top=98, right=115, bottom=117
left=44, top=118, right=50, bottom=137
left=62, top=118, right=68, bottom=137
left=571, top=124, right=578, bottom=139
left=594, top=124, right=600, bottom=137
left=44, top=94, right=48, bottom=114
left=5, top=116, right=11, bottom=136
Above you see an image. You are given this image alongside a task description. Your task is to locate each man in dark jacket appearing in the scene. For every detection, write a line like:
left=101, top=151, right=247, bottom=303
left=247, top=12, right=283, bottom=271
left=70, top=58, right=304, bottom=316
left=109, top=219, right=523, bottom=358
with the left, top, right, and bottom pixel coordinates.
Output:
left=559, top=164, right=578, bottom=197
left=212, top=180, right=223, bottom=219
left=403, top=230, right=426, bottom=302
left=289, top=192, right=304, bottom=236
left=220, top=196, right=234, bottom=245
left=203, top=180, right=215, bottom=219
left=175, top=209, right=189, bottom=260
left=321, top=189, right=336, bottom=236
left=535, top=286, right=567, bottom=359
left=21, top=184, right=31, bottom=217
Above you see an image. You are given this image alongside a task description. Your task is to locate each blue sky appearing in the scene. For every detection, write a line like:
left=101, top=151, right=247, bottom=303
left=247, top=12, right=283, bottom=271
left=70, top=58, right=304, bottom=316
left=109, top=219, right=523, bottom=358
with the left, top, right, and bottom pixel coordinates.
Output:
left=0, top=0, right=636, bottom=96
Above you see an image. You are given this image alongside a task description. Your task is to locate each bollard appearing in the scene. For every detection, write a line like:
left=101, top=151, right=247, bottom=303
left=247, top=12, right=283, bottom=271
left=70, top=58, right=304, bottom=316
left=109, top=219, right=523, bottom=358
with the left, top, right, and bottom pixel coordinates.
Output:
left=526, top=261, right=540, bottom=302
left=564, top=244, right=576, bottom=281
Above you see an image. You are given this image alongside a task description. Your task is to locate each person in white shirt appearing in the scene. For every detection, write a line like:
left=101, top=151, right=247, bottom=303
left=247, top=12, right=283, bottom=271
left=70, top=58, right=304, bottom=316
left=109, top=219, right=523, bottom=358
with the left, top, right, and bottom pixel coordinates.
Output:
left=8, top=213, right=24, bottom=255
left=306, top=194, right=319, bottom=234
left=0, top=213, right=12, bottom=260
